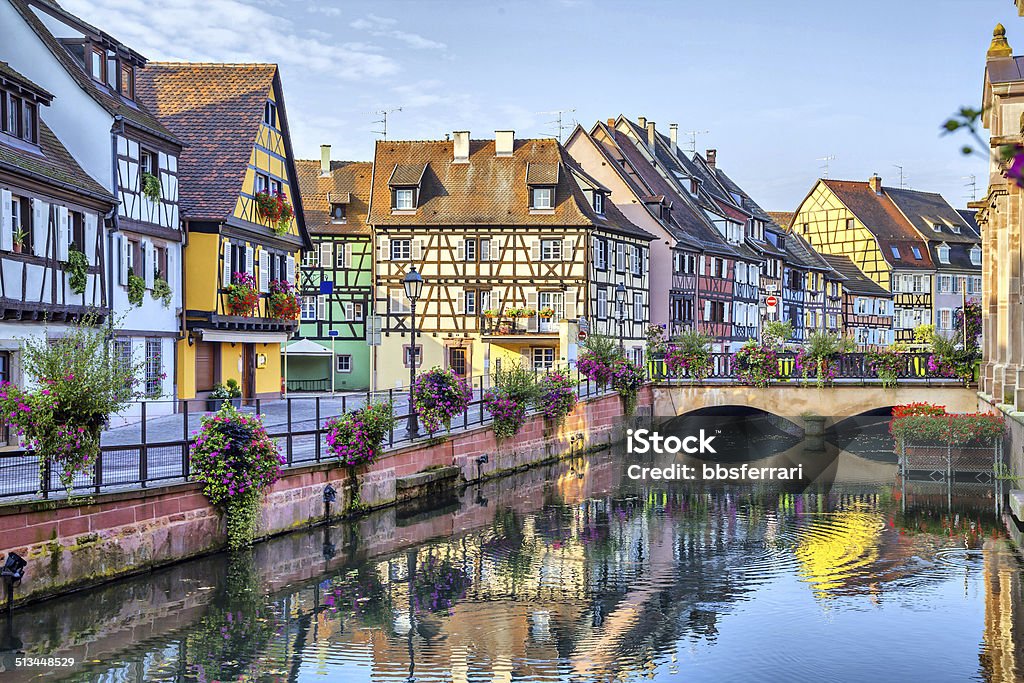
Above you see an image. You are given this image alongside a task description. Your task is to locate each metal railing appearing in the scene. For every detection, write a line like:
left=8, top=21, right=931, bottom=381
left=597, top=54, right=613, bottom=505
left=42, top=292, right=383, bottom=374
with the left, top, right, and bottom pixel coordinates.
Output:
left=0, top=362, right=611, bottom=501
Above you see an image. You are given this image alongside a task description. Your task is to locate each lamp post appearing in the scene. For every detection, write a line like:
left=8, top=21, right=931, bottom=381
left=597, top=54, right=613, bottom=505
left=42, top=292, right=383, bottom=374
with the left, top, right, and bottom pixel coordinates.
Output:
left=404, top=266, right=424, bottom=438
left=615, top=283, right=626, bottom=354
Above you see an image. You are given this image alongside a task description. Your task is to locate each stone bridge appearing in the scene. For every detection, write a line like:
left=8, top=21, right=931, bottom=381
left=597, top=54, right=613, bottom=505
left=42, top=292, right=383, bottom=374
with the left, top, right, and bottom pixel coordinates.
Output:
left=651, top=383, right=979, bottom=429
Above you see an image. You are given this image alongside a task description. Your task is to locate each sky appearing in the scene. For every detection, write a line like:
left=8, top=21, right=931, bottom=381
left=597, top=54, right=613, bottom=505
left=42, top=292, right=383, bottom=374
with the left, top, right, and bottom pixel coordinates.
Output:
left=58, top=0, right=1014, bottom=211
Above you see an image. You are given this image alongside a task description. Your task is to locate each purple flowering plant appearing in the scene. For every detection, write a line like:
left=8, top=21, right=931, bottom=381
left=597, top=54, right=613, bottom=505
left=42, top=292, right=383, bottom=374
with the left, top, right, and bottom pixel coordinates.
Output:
left=536, top=372, right=577, bottom=425
left=733, top=340, right=779, bottom=388
left=324, top=401, right=395, bottom=466
left=484, top=390, right=526, bottom=439
left=190, top=403, right=284, bottom=550
left=412, top=367, right=473, bottom=434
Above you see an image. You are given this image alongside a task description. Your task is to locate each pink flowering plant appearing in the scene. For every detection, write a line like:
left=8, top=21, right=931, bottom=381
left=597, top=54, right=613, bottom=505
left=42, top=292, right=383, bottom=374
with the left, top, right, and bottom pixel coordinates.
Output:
left=664, top=330, right=713, bottom=381
left=610, top=358, right=646, bottom=415
left=733, top=340, right=779, bottom=388
left=536, top=372, right=577, bottom=425
left=190, top=403, right=284, bottom=550
left=324, top=401, right=395, bottom=466
left=0, top=314, right=144, bottom=495
left=868, top=347, right=906, bottom=388
left=412, top=367, right=473, bottom=434
left=576, top=334, right=621, bottom=387
left=483, top=365, right=537, bottom=440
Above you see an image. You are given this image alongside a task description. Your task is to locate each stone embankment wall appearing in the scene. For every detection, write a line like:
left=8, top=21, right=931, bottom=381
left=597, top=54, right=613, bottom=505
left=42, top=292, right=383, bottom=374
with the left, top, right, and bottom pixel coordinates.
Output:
left=0, top=388, right=649, bottom=606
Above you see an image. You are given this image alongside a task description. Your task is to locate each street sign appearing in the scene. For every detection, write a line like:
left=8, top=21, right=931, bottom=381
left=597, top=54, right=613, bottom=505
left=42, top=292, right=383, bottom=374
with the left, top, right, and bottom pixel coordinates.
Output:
left=764, top=284, right=778, bottom=293
left=765, top=295, right=779, bottom=308
left=327, top=330, right=340, bottom=337
left=577, top=316, right=589, bottom=334
left=319, top=280, right=334, bottom=295
left=578, top=330, right=588, bottom=342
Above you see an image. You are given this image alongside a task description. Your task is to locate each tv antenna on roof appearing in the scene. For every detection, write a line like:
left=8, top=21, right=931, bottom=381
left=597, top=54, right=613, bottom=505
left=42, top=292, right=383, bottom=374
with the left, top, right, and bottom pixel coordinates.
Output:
left=685, top=130, right=709, bottom=154
left=371, top=107, right=403, bottom=140
left=537, top=108, right=576, bottom=142
left=817, top=154, right=836, bottom=179
left=963, top=174, right=977, bottom=202
left=893, top=164, right=907, bottom=189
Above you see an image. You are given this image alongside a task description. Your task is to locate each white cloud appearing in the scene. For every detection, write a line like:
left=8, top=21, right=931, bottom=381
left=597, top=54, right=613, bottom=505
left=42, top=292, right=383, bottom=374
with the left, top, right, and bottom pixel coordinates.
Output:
left=58, top=0, right=400, bottom=79
left=307, top=4, right=342, bottom=16
left=350, top=13, right=446, bottom=50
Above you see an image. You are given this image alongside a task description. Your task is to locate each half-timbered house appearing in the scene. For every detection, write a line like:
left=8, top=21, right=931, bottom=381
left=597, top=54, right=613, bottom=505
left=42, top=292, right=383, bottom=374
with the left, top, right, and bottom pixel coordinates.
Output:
left=368, top=132, right=653, bottom=387
left=821, top=254, right=894, bottom=348
left=293, top=151, right=373, bottom=391
left=793, top=176, right=934, bottom=343
left=0, top=61, right=115, bottom=402
left=6, top=0, right=184, bottom=411
left=136, top=63, right=310, bottom=400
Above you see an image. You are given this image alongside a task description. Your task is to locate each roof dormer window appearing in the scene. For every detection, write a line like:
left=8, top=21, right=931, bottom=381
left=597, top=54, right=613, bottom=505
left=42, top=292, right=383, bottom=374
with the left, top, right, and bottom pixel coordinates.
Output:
left=970, top=245, right=981, bottom=266
left=388, top=163, right=427, bottom=212
left=937, top=244, right=950, bottom=264
left=531, top=187, right=553, bottom=209
left=120, top=63, right=134, bottom=100
left=330, top=203, right=347, bottom=223
left=933, top=222, right=943, bottom=232
left=1, top=92, right=39, bottom=145
left=395, top=188, right=415, bottom=210
left=950, top=223, right=961, bottom=234
left=90, top=48, right=104, bottom=82
left=593, top=192, right=604, bottom=215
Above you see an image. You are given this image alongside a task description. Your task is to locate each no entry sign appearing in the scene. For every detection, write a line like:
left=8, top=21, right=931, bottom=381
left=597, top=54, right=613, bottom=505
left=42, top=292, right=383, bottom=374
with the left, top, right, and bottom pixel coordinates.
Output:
left=765, top=295, right=779, bottom=308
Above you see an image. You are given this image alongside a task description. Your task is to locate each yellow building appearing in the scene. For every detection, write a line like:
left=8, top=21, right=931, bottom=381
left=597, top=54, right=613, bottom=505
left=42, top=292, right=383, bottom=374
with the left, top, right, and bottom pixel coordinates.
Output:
left=136, top=63, right=311, bottom=400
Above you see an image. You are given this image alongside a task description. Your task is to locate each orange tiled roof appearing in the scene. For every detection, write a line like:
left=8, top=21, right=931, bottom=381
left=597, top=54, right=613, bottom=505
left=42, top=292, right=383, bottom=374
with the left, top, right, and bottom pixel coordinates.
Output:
left=294, top=160, right=372, bottom=236
left=135, top=63, right=276, bottom=221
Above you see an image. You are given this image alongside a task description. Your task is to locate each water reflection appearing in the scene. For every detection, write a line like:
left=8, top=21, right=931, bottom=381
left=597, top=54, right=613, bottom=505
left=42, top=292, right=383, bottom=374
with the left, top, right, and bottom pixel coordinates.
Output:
left=3, top=444, right=1022, bottom=683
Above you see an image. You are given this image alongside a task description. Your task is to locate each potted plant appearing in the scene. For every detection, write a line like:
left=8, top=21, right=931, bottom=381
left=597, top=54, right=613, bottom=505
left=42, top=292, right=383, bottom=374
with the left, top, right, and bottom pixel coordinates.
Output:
left=254, top=190, right=294, bottom=236
left=411, top=366, right=473, bottom=434
left=482, top=309, right=499, bottom=319
left=518, top=308, right=536, bottom=318
left=645, top=324, right=668, bottom=360
left=733, top=339, right=779, bottom=388
left=504, top=307, right=523, bottom=319
left=225, top=272, right=259, bottom=316
left=142, top=172, right=161, bottom=203
left=665, top=330, right=713, bottom=381
left=65, top=247, right=89, bottom=295
left=267, top=279, right=300, bottom=320
left=225, top=378, right=243, bottom=407
left=207, top=383, right=232, bottom=412
left=12, top=229, right=26, bottom=254
left=127, top=268, right=146, bottom=307
left=538, top=307, right=556, bottom=319
left=153, top=275, right=173, bottom=308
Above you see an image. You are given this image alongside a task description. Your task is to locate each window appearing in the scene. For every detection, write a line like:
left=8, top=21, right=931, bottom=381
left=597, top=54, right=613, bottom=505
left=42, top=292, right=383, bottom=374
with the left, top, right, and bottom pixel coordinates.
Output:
left=890, top=245, right=901, bottom=260
left=145, top=338, right=162, bottom=398
left=615, top=242, right=625, bottom=272
left=973, top=276, right=982, bottom=293
left=302, top=248, right=319, bottom=268
left=120, top=64, right=134, bottom=99
left=404, top=345, right=422, bottom=368
left=300, top=296, right=317, bottom=320
left=330, top=203, right=346, bottom=222
left=912, top=275, right=928, bottom=293
left=264, top=101, right=277, bottom=128
left=933, top=222, right=943, bottom=232
left=140, top=149, right=156, bottom=177
left=389, top=288, right=411, bottom=314
left=911, top=246, right=923, bottom=260
left=631, top=246, right=641, bottom=275
left=479, top=290, right=492, bottom=312
left=595, top=238, right=607, bottom=270
left=341, top=302, right=364, bottom=321
left=391, top=239, right=411, bottom=260
left=464, top=290, right=476, bottom=315
left=540, top=239, right=562, bottom=261
left=395, top=189, right=414, bottom=210
left=538, top=291, right=564, bottom=320
left=938, top=308, right=953, bottom=330
left=480, top=239, right=492, bottom=261
left=593, top=193, right=604, bottom=214
left=90, top=49, right=104, bottom=82
left=531, top=187, right=553, bottom=209
left=115, top=339, right=133, bottom=391
left=705, top=300, right=726, bottom=323
left=106, top=57, right=118, bottom=90
left=633, top=292, right=643, bottom=319
left=970, top=246, right=981, bottom=266
left=269, top=178, right=281, bottom=195
left=597, top=289, right=608, bottom=319
left=938, top=275, right=952, bottom=293
left=712, top=258, right=725, bottom=278
left=335, top=243, right=351, bottom=269
left=464, top=238, right=477, bottom=261
left=5, top=95, right=20, bottom=137
left=337, top=355, right=352, bottom=373
left=255, top=174, right=269, bottom=194
left=531, top=347, right=555, bottom=370
left=71, top=211, right=85, bottom=252
left=21, top=102, right=35, bottom=143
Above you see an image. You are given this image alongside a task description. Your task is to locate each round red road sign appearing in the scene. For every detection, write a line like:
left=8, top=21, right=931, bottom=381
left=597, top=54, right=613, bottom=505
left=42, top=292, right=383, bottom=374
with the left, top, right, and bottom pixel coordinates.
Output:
left=578, top=331, right=588, bottom=341
left=765, top=295, right=779, bottom=307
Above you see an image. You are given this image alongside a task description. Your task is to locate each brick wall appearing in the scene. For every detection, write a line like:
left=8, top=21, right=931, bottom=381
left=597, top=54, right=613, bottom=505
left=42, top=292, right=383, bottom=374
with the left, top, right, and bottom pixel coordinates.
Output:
left=0, top=389, right=646, bottom=606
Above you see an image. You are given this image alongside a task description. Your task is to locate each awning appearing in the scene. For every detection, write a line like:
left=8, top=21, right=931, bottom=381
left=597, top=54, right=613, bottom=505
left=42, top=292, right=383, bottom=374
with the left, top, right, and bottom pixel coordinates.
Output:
left=284, top=339, right=334, bottom=357
left=199, top=329, right=289, bottom=344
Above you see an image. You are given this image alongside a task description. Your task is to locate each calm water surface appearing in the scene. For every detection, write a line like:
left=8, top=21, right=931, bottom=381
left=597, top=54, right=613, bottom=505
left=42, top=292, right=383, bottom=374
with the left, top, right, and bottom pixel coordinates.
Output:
left=4, top=432, right=1022, bottom=683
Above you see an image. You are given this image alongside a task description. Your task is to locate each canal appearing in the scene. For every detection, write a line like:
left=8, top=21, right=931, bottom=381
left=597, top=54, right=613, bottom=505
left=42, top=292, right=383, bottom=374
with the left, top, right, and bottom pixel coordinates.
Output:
left=2, top=418, right=1020, bottom=682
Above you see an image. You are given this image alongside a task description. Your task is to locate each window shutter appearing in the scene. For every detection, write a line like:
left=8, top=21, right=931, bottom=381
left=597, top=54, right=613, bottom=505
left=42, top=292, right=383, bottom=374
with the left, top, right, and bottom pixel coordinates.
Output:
left=563, top=238, right=573, bottom=261
left=526, top=291, right=538, bottom=331
left=378, top=236, right=390, bottom=261
left=724, top=301, right=731, bottom=321
left=119, top=235, right=130, bottom=285
left=32, top=200, right=48, bottom=257
left=703, top=300, right=711, bottom=321
left=344, top=302, right=354, bottom=321
left=320, top=242, right=332, bottom=267
left=165, top=247, right=176, bottom=294
left=521, top=348, right=531, bottom=369
left=245, top=244, right=254, bottom=276
left=317, top=294, right=327, bottom=320
left=342, top=243, right=352, bottom=268
left=412, top=239, right=424, bottom=261
left=56, top=206, right=70, bottom=262
left=222, top=239, right=232, bottom=288
left=286, top=254, right=296, bottom=284
left=490, top=237, right=501, bottom=261
left=143, top=241, right=155, bottom=288
left=564, top=286, right=577, bottom=320
left=456, top=239, right=465, bottom=261
left=0, top=190, right=10, bottom=252
left=83, top=213, right=97, bottom=265
left=456, top=290, right=464, bottom=315
left=698, top=255, right=705, bottom=275
left=531, top=239, right=541, bottom=261
left=259, top=250, right=270, bottom=293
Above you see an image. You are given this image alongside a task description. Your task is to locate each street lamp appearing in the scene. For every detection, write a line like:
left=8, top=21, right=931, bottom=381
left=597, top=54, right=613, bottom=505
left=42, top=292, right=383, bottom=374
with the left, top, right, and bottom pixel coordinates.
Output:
left=615, top=283, right=626, bottom=353
left=404, top=266, right=424, bottom=438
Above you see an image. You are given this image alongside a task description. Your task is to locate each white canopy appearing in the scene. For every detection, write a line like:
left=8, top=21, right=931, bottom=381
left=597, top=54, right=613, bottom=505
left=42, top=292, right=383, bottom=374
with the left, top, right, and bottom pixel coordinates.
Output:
left=284, top=339, right=334, bottom=357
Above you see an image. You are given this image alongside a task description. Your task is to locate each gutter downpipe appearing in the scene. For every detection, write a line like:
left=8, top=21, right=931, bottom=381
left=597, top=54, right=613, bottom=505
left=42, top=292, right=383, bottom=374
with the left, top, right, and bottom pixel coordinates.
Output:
left=108, top=115, right=124, bottom=347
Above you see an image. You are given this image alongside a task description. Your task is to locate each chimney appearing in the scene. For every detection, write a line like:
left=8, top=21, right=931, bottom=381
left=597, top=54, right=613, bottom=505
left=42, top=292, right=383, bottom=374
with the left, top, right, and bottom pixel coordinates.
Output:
left=606, top=118, right=615, bottom=127
left=495, top=130, right=514, bottom=157
left=637, top=116, right=647, bottom=128
left=646, top=120, right=656, bottom=153
left=706, top=149, right=717, bottom=168
left=869, top=173, right=883, bottom=195
left=669, top=123, right=678, bottom=155
left=453, top=131, right=470, bottom=163
left=319, top=144, right=331, bottom=176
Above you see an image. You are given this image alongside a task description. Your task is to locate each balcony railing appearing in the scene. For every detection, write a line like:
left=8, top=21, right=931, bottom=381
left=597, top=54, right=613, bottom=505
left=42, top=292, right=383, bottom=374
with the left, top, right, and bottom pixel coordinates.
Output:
left=481, top=314, right=561, bottom=336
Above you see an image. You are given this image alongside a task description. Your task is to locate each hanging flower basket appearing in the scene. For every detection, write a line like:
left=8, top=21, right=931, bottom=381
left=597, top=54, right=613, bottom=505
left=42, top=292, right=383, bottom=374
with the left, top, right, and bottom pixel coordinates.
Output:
left=412, top=367, right=473, bottom=434
left=226, top=272, right=259, bottom=316
left=267, top=279, right=300, bottom=320
left=254, top=190, right=294, bottom=236
left=538, top=307, right=556, bottom=319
